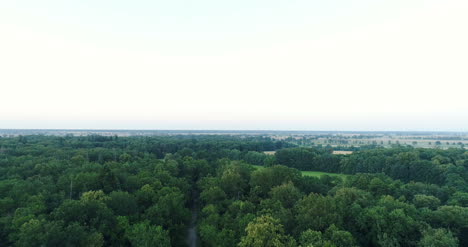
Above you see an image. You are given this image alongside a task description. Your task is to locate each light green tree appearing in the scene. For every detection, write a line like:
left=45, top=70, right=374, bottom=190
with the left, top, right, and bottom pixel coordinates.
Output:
left=238, top=215, right=296, bottom=247
left=126, top=221, right=171, bottom=247
left=418, top=228, right=458, bottom=247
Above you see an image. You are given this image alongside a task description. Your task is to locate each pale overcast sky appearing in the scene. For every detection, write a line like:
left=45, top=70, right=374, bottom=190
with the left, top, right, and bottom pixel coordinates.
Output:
left=1, top=0, right=467, bottom=131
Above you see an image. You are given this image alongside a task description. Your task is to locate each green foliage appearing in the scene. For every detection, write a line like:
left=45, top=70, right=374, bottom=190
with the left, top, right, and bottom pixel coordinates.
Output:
left=269, top=182, right=302, bottom=208
left=0, top=135, right=466, bottom=246
left=324, top=225, right=356, bottom=247
left=447, top=192, right=468, bottom=207
left=250, top=165, right=301, bottom=196
left=295, top=193, right=342, bottom=232
left=418, top=228, right=458, bottom=247
left=238, top=215, right=296, bottom=247
left=300, top=229, right=324, bottom=247
left=125, top=221, right=171, bottom=247
left=106, top=191, right=138, bottom=216
left=412, top=194, right=440, bottom=209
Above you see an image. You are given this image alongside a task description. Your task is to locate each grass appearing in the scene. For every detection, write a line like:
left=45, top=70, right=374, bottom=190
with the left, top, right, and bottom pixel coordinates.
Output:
left=300, top=170, right=347, bottom=178
left=252, top=165, right=347, bottom=178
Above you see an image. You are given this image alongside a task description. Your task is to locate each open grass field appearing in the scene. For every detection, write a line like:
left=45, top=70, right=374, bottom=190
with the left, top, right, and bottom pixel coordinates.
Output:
left=252, top=165, right=347, bottom=178
left=300, top=170, right=347, bottom=178
left=332, top=150, right=353, bottom=155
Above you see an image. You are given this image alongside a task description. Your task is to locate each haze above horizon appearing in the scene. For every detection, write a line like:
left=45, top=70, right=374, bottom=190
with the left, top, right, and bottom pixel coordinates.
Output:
left=1, top=1, right=467, bottom=131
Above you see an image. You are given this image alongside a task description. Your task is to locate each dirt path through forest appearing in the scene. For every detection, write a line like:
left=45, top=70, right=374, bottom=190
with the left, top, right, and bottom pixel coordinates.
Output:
left=186, top=190, right=199, bottom=247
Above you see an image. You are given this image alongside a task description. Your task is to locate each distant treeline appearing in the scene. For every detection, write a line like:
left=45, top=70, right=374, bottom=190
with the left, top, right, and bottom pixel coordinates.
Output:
left=273, top=147, right=468, bottom=190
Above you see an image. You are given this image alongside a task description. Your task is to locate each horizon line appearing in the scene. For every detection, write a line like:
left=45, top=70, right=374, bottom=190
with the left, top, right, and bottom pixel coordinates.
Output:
left=1, top=128, right=467, bottom=133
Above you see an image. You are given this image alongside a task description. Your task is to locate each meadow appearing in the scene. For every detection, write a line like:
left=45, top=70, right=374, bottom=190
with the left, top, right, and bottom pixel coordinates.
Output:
left=252, top=165, right=347, bottom=178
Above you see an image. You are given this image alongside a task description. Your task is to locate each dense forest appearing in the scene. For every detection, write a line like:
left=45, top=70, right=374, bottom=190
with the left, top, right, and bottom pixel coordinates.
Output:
left=0, top=135, right=467, bottom=246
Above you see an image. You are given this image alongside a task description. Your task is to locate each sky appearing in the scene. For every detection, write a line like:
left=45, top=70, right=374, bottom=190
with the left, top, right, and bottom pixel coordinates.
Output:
left=1, top=0, right=467, bottom=131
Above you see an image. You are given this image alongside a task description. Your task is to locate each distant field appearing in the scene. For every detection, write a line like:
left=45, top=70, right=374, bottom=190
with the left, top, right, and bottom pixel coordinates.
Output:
left=312, top=136, right=468, bottom=149
left=252, top=165, right=347, bottom=178
left=332, top=150, right=353, bottom=155
left=300, top=170, right=347, bottom=178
